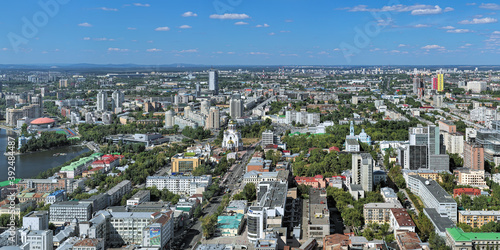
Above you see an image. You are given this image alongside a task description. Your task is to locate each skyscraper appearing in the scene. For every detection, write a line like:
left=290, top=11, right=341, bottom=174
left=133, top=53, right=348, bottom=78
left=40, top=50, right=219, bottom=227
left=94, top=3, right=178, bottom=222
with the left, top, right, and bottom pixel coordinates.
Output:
left=437, top=74, right=444, bottom=92
left=463, top=141, right=484, bottom=171
left=112, top=90, right=124, bottom=112
left=205, top=107, right=220, bottom=130
left=208, top=70, right=219, bottom=95
left=432, top=77, right=438, bottom=90
left=352, top=153, right=374, bottom=192
left=230, top=95, right=243, bottom=119
left=96, top=91, right=107, bottom=111
left=165, top=110, right=174, bottom=129
left=200, top=100, right=209, bottom=115
left=59, top=79, right=68, bottom=88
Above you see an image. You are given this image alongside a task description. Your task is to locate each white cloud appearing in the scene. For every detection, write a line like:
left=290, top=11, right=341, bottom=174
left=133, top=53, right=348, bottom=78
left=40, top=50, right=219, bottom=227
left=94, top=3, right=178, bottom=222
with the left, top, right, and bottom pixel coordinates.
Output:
left=446, top=29, right=473, bottom=33
left=398, top=44, right=407, bottom=47
left=459, top=17, right=498, bottom=24
left=317, top=51, right=329, bottom=55
left=493, top=31, right=500, bottom=34
left=155, top=26, right=170, bottom=31
left=249, top=52, right=269, bottom=55
left=333, top=48, right=341, bottom=51
left=98, top=7, right=118, bottom=11
left=227, top=52, right=235, bottom=54
left=146, top=48, right=162, bottom=52
left=460, top=43, right=473, bottom=48
left=209, top=13, right=250, bottom=19
left=78, top=22, right=92, bottom=27
left=280, top=54, right=298, bottom=56
left=179, top=49, right=198, bottom=53
left=390, top=50, right=401, bottom=53
left=342, top=4, right=453, bottom=15
left=108, top=48, right=129, bottom=52
left=441, top=26, right=455, bottom=29
left=413, top=24, right=431, bottom=28
left=182, top=11, right=198, bottom=17
left=2, top=48, right=8, bottom=51
left=83, top=37, right=91, bottom=40
left=466, top=3, right=477, bottom=5
left=179, top=25, right=192, bottom=29
left=127, top=27, right=137, bottom=30
left=234, top=21, right=248, bottom=25
left=285, top=19, right=293, bottom=22
left=93, top=38, right=114, bottom=41
left=256, top=24, right=270, bottom=28
left=133, top=3, right=150, bottom=7
left=480, top=3, right=500, bottom=10
left=422, top=44, right=445, bottom=49
left=268, top=32, right=276, bottom=36
left=280, top=30, right=291, bottom=33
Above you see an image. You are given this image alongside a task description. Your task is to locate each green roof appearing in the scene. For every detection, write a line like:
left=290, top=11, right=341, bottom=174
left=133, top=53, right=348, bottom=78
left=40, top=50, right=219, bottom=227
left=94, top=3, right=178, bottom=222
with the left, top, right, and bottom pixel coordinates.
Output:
left=184, top=152, right=196, bottom=157
left=176, top=207, right=191, bottom=212
left=0, top=179, right=21, bottom=187
left=447, top=228, right=500, bottom=242
left=61, top=154, right=101, bottom=171
left=217, top=213, right=244, bottom=229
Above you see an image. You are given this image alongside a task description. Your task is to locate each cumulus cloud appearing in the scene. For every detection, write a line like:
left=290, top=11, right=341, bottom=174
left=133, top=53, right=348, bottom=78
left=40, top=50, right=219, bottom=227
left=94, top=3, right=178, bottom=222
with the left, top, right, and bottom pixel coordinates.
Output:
left=446, top=29, right=473, bottom=33
left=179, top=25, right=192, bottom=29
left=209, top=13, right=250, bottom=19
left=97, top=7, right=118, bottom=11
left=146, top=48, right=162, bottom=52
left=341, top=4, right=453, bottom=15
left=249, top=52, right=270, bottom=55
left=127, top=27, right=137, bottom=30
left=108, top=48, right=129, bottom=52
left=234, top=21, right=248, bottom=25
left=398, top=44, right=407, bottom=47
left=83, top=37, right=91, bottom=40
left=459, top=17, right=498, bottom=24
left=133, top=3, right=150, bottom=7
left=256, top=24, right=270, bottom=28
left=268, top=32, right=276, bottom=36
left=422, top=45, right=445, bottom=49
left=440, top=26, right=455, bottom=29
left=413, top=24, right=431, bottom=28
left=460, top=43, right=473, bottom=48
left=182, top=11, right=198, bottom=17
left=155, top=26, right=170, bottom=31
left=493, top=31, right=500, bottom=34
left=78, top=22, right=92, bottom=27
left=479, top=3, right=500, bottom=10
left=179, top=49, right=198, bottom=53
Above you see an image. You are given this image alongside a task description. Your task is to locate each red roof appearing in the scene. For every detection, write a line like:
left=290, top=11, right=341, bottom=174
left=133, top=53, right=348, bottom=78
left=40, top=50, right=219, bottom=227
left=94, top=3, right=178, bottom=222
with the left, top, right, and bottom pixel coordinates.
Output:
left=453, top=188, right=481, bottom=198
left=30, top=117, right=56, bottom=125
left=329, top=146, right=340, bottom=152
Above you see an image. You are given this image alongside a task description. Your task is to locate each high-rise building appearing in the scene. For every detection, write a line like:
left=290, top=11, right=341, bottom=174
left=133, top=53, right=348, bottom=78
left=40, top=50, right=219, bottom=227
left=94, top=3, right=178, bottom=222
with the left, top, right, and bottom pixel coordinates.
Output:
left=437, top=74, right=444, bottom=92
left=205, top=107, right=220, bottom=130
left=208, top=70, right=219, bottom=95
left=165, top=110, right=174, bottom=129
left=463, top=141, right=484, bottom=171
left=262, top=130, right=278, bottom=146
left=59, top=79, right=68, bottom=88
left=352, top=153, right=374, bottom=192
left=111, top=90, right=124, bottom=112
left=96, top=91, right=107, bottom=112
left=432, top=77, right=438, bottom=90
left=405, top=125, right=449, bottom=171
left=195, top=82, right=201, bottom=97
left=434, top=95, right=443, bottom=108
left=230, top=95, right=244, bottom=119
left=200, top=100, right=209, bottom=115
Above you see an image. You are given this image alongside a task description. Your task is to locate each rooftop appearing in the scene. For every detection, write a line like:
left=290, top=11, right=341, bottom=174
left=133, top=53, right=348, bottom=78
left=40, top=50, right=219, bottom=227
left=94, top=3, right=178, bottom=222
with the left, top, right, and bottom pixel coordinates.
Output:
left=257, top=181, right=287, bottom=209
left=364, top=202, right=402, bottom=209
left=74, top=238, right=102, bottom=247
left=409, top=175, right=456, bottom=204
left=390, top=208, right=415, bottom=227
left=459, top=210, right=500, bottom=216
left=447, top=227, right=500, bottom=242
left=423, top=208, right=455, bottom=234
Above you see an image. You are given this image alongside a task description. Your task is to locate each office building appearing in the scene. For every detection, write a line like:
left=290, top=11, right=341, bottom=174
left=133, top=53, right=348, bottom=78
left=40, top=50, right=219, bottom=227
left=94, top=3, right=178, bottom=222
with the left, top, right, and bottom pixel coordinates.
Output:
left=456, top=169, right=487, bottom=188
left=247, top=181, right=287, bottom=242
left=20, top=229, right=53, bottom=250
left=363, top=202, right=402, bottom=225
left=171, top=152, right=205, bottom=173
left=96, top=91, right=107, bottom=111
left=205, top=107, right=220, bottom=130
left=463, top=141, right=484, bottom=170
left=142, top=212, right=175, bottom=249
left=434, top=95, right=443, bottom=108
left=352, top=153, right=374, bottom=192
left=50, top=201, right=92, bottom=225
left=307, top=189, right=330, bottom=241
left=243, top=170, right=289, bottom=186
left=127, top=190, right=151, bottom=206
left=446, top=228, right=500, bottom=250
left=407, top=175, right=457, bottom=222
left=459, top=210, right=500, bottom=229
left=423, top=208, right=455, bottom=238
left=79, top=193, right=110, bottom=214
left=45, top=190, right=66, bottom=204
left=262, top=130, right=279, bottom=146
left=23, top=211, right=49, bottom=230
left=106, top=180, right=132, bottom=206
left=404, top=125, right=449, bottom=171
left=208, top=70, right=219, bottom=95
left=146, top=175, right=212, bottom=195
left=230, top=94, right=244, bottom=119
left=467, top=81, right=487, bottom=93
left=432, top=77, right=438, bottom=90
left=470, top=107, right=497, bottom=122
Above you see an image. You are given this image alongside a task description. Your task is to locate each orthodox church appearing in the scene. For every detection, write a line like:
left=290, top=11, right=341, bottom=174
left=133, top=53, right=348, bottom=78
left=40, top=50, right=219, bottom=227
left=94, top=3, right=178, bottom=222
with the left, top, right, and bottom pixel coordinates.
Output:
left=345, top=121, right=372, bottom=145
left=222, top=120, right=243, bottom=151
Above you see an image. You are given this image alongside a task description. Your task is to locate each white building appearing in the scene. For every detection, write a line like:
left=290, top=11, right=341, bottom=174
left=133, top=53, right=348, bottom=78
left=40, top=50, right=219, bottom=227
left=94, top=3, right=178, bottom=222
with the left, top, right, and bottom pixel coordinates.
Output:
left=126, top=190, right=151, bottom=206
left=49, top=201, right=92, bottom=226
left=442, top=132, right=464, bottom=155
left=380, top=187, right=398, bottom=203
left=208, top=70, right=219, bottom=95
left=96, top=91, right=107, bottom=112
left=20, top=229, right=53, bottom=250
left=470, top=107, right=497, bottom=122
left=407, top=175, right=457, bottom=222
left=146, top=175, right=212, bottom=195
left=23, top=211, right=49, bottom=231
left=467, top=81, right=487, bottom=93
left=106, top=180, right=132, bottom=206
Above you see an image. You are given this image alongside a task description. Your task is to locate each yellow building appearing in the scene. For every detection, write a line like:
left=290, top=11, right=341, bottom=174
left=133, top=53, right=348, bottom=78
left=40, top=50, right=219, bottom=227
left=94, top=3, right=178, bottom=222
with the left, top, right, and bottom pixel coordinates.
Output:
left=438, top=74, right=444, bottom=92
left=171, top=153, right=203, bottom=173
left=363, top=202, right=402, bottom=225
left=459, top=210, right=500, bottom=228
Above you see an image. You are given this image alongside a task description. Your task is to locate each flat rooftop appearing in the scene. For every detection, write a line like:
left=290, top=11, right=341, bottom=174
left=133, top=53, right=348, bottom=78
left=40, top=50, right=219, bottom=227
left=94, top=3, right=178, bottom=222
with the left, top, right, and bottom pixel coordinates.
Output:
left=424, top=208, right=455, bottom=234
left=410, top=175, right=456, bottom=204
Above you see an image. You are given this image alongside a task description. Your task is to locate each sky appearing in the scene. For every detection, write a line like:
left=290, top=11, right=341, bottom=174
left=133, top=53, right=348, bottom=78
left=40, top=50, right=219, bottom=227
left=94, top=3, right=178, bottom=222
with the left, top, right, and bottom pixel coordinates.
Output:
left=1, top=0, right=500, bottom=65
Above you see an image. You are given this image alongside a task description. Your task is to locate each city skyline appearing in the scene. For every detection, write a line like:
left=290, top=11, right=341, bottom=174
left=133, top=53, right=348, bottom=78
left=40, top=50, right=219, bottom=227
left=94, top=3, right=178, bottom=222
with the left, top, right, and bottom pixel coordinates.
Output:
left=1, top=1, right=500, bottom=65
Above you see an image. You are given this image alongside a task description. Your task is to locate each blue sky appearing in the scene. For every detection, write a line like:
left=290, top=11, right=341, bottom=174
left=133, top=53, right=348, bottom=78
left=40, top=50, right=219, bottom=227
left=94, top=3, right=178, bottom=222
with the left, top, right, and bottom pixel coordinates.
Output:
left=1, top=0, right=500, bottom=65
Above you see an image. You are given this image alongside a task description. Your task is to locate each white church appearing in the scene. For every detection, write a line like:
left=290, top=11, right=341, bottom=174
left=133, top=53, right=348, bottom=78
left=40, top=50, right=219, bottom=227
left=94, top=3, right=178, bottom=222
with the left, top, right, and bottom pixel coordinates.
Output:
left=222, top=120, right=243, bottom=151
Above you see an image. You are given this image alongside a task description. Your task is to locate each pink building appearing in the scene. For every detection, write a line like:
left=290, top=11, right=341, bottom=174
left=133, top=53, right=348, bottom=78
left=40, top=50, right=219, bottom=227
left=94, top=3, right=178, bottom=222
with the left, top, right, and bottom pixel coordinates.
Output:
left=295, top=175, right=326, bottom=188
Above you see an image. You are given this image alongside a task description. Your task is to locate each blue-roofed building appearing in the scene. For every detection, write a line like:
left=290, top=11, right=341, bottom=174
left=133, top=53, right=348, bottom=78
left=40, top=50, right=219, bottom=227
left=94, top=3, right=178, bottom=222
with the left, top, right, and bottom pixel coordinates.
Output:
left=45, top=190, right=66, bottom=204
left=217, top=213, right=245, bottom=237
